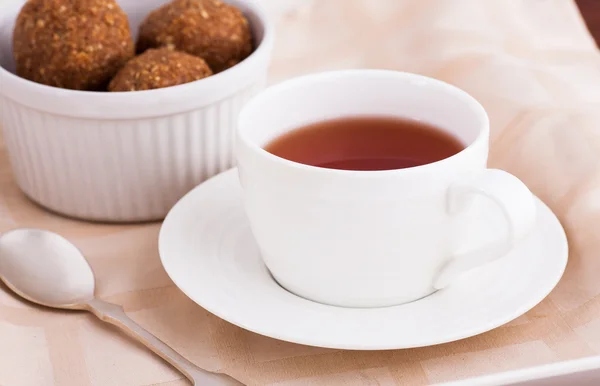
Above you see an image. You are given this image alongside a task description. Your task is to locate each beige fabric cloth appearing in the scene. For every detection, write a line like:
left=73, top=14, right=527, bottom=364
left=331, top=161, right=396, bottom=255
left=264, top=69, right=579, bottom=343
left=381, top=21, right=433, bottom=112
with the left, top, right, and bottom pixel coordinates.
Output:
left=2, top=0, right=600, bottom=385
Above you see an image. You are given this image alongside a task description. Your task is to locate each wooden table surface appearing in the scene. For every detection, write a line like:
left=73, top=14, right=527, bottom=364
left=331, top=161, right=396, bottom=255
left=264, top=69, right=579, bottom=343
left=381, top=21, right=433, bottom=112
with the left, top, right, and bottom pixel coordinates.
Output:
left=577, top=0, right=600, bottom=45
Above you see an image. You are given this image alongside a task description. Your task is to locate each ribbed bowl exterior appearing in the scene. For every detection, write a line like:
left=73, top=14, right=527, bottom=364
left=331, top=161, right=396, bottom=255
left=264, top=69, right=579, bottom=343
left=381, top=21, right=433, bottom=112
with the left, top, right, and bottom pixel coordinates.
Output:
left=0, top=79, right=264, bottom=222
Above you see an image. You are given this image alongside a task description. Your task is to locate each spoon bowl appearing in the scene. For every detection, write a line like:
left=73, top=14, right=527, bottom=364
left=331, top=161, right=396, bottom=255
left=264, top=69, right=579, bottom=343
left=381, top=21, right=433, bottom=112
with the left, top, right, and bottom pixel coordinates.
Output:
left=0, top=229, right=94, bottom=309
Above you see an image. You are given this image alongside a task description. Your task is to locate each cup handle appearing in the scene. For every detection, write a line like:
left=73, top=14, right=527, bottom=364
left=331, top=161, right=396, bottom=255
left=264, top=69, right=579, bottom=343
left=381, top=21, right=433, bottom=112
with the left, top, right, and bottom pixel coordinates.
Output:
left=433, top=169, right=537, bottom=290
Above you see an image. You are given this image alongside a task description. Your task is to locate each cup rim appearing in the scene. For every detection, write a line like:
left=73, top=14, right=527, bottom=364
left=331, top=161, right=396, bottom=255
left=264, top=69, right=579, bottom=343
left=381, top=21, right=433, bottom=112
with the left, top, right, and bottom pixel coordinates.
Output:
left=237, top=69, right=490, bottom=176
left=0, top=0, right=274, bottom=119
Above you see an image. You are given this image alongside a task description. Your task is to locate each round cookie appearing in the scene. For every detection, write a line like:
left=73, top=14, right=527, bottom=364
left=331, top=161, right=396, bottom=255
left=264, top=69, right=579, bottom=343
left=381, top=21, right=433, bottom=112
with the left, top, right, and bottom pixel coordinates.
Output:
left=12, top=0, right=135, bottom=91
left=108, top=48, right=213, bottom=91
left=137, top=0, right=253, bottom=73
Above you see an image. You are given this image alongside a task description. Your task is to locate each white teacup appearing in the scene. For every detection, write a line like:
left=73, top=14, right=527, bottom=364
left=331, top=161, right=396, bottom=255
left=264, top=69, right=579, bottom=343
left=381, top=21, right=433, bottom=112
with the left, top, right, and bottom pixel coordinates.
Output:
left=236, top=70, right=536, bottom=308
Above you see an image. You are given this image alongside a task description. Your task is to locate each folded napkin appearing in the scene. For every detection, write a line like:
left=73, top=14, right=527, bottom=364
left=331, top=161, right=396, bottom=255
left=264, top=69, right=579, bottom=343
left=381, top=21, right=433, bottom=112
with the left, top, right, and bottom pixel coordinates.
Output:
left=1, top=0, right=600, bottom=385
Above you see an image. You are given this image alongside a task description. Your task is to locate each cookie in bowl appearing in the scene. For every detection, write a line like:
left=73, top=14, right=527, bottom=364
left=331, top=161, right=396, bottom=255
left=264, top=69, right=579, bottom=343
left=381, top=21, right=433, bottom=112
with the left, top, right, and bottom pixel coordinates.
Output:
left=137, top=0, right=253, bottom=73
left=109, top=48, right=212, bottom=91
left=12, top=0, right=134, bottom=90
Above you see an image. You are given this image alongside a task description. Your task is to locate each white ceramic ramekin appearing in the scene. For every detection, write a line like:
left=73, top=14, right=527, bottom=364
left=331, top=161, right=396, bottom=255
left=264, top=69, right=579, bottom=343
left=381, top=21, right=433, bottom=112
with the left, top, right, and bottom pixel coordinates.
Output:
left=0, top=0, right=273, bottom=222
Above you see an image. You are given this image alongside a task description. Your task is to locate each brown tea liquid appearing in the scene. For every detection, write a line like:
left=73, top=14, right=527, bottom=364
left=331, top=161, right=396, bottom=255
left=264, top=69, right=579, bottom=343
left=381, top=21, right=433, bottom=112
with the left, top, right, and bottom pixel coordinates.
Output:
left=264, top=116, right=465, bottom=171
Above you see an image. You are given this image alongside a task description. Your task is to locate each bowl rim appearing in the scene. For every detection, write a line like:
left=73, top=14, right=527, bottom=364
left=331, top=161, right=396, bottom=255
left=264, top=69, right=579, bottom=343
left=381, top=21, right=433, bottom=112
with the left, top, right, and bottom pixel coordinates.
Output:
left=0, top=0, right=274, bottom=120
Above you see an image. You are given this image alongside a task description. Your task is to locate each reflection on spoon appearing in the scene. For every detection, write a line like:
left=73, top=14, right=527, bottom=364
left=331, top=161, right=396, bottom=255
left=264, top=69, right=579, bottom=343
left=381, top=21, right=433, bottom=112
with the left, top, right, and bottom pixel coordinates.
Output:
left=0, top=228, right=243, bottom=386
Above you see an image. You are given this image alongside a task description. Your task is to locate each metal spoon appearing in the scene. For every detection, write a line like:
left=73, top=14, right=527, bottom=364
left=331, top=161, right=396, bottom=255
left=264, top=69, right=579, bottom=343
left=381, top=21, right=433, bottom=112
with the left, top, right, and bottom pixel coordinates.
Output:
left=0, top=228, right=243, bottom=386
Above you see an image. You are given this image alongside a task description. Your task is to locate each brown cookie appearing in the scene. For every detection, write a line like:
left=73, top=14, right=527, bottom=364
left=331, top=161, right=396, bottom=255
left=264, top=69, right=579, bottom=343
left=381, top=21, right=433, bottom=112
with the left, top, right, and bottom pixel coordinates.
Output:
left=108, top=47, right=213, bottom=91
left=137, top=0, right=253, bottom=73
left=12, top=0, right=135, bottom=91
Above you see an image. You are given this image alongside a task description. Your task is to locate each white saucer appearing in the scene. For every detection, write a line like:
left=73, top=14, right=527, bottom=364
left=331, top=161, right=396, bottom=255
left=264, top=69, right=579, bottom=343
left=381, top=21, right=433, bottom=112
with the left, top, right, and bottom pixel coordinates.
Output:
left=159, top=169, right=568, bottom=350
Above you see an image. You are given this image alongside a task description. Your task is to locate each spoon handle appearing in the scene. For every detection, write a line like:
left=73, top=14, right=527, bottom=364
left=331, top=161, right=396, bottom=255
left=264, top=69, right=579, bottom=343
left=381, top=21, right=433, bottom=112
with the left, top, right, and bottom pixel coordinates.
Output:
left=85, top=298, right=243, bottom=386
